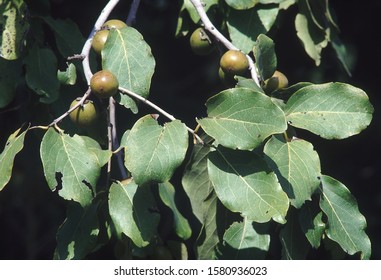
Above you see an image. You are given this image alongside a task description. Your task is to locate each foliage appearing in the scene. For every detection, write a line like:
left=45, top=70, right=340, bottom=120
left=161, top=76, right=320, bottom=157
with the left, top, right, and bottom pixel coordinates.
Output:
left=0, top=0, right=373, bottom=259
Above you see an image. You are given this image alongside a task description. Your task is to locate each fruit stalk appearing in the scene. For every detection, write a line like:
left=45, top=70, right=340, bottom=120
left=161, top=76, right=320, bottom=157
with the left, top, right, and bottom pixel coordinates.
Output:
left=48, top=88, right=92, bottom=127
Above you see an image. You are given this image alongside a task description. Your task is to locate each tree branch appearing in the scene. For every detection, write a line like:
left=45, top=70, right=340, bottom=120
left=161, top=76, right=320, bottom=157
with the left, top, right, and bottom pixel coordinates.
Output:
left=126, top=0, right=141, bottom=25
left=118, top=86, right=204, bottom=145
left=189, top=0, right=261, bottom=86
left=109, top=97, right=128, bottom=179
left=81, top=0, right=121, bottom=84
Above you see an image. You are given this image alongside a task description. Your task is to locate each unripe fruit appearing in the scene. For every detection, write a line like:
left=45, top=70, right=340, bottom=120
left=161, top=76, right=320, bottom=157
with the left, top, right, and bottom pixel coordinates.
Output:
left=218, top=67, right=236, bottom=87
left=91, top=19, right=127, bottom=54
left=102, top=19, right=127, bottom=30
left=90, top=70, right=119, bottom=98
left=69, top=98, right=98, bottom=127
left=91, top=29, right=109, bottom=55
left=220, top=50, right=249, bottom=76
left=263, top=70, right=288, bottom=93
left=190, top=27, right=214, bottom=55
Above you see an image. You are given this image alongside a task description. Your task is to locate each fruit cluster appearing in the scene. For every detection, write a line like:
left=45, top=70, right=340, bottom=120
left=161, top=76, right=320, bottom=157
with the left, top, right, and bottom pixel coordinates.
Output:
left=189, top=27, right=288, bottom=91
left=69, top=19, right=126, bottom=127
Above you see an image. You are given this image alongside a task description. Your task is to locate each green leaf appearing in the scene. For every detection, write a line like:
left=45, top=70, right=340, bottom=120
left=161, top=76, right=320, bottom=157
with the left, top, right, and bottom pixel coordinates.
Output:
left=182, top=0, right=219, bottom=23
left=280, top=0, right=296, bottom=10
left=227, top=6, right=279, bottom=53
left=208, top=147, right=289, bottom=223
left=114, top=92, right=139, bottom=114
left=319, top=175, right=371, bottom=259
left=56, top=201, right=99, bottom=260
left=181, top=140, right=220, bottom=259
left=102, top=27, right=155, bottom=101
left=285, top=83, right=373, bottom=139
left=253, top=34, right=277, bottom=80
left=0, top=127, right=28, bottom=191
left=295, top=0, right=329, bottom=66
left=124, top=115, right=188, bottom=185
left=260, top=0, right=286, bottom=3
left=218, top=219, right=270, bottom=259
left=225, top=0, right=260, bottom=10
left=264, top=135, right=321, bottom=208
left=271, top=82, right=313, bottom=101
left=298, top=201, right=325, bottom=249
left=158, top=182, right=192, bottom=240
left=42, top=17, right=85, bottom=58
left=330, top=31, right=353, bottom=76
left=280, top=208, right=310, bottom=259
left=81, top=136, right=112, bottom=167
left=0, top=0, right=29, bottom=60
left=57, top=63, right=77, bottom=85
left=235, top=77, right=264, bottom=93
left=25, top=44, right=60, bottom=103
left=0, top=57, right=22, bottom=108
left=182, top=138, right=214, bottom=222
left=40, top=129, right=107, bottom=207
left=108, top=180, right=159, bottom=247
left=198, top=88, right=287, bottom=150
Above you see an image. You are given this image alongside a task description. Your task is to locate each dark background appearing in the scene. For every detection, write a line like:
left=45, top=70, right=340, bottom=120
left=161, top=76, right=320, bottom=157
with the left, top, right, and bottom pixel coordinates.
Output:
left=0, top=0, right=380, bottom=259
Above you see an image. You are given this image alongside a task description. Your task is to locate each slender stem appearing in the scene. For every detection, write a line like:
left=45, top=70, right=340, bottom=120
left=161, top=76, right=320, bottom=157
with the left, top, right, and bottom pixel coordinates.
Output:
left=106, top=99, right=113, bottom=184
left=119, top=86, right=204, bottom=145
left=126, top=0, right=141, bottom=25
left=81, top=0, right=121, bottom=84
left=109, top=97, right=128, bottom=179
left=189, top=0, right=261, bottom=86
left=48, top=88, right=91, bottom=127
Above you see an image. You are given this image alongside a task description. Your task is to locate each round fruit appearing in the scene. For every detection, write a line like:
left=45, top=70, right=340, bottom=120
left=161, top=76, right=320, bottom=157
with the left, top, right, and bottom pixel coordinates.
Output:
left=218, top=67, right=236, bottom=87
left=263, top=70, right=288, bottom=93
left=91, top=29, right=109, bottom=55
left=102, top=19, right=127, bottom=30
left=220, top=50, right=249, bottom=76
left=92, top=20, right=127, bottom=54
left=90, top=70, right=119, bottom=98
left=69, top=98, right=98, bottom=127
left=190, top=27, right=214, bottom=55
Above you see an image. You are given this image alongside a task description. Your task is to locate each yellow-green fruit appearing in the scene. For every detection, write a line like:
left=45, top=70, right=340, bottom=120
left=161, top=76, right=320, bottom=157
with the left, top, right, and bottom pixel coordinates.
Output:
left=263, top=70, right=288, bottom=93
left=90, top=70, right=119, bottom=98
left=102, top=19, right=127, bottom=29
left=190, top=27, right=214, bottom=55
left=69, top=98, right=98, bottom=127
left=220, top=50, right=249, bottom=75
left=91, top=29, right=109, bottom=55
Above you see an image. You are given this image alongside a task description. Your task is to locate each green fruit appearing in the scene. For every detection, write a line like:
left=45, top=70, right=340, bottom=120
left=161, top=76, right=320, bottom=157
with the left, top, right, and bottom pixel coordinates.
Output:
left=91, top=29, right=109, bottom=55
left=69, top=98, right=98, bottom=127
left=90, top=70, right=119, bottom=98
left=190, top=27, right=214, bottom=55
left=220, top=50, right=249, bottom=75
left=263, top=70, right=288, bottom=93
left=218, top=67, right=236, bottom=87
left=103, top=19, right=127, bottom=30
